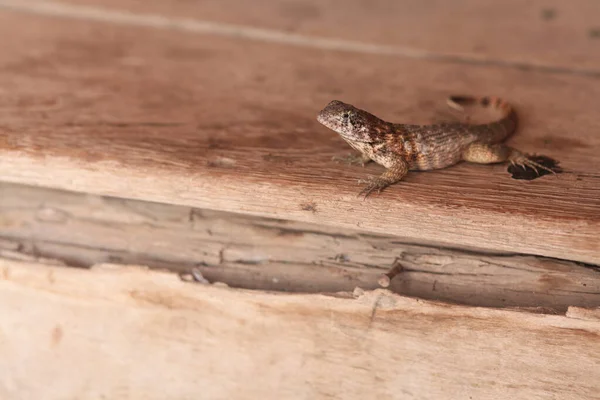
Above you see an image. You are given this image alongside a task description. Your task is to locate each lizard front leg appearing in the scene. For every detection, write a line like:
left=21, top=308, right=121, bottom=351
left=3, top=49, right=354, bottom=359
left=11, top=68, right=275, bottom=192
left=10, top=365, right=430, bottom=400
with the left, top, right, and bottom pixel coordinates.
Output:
left=332, top=153, right=372, bottom=167
left=358, top=159, right=409, bottom=198
left=462, top=142, right=556, bottom=175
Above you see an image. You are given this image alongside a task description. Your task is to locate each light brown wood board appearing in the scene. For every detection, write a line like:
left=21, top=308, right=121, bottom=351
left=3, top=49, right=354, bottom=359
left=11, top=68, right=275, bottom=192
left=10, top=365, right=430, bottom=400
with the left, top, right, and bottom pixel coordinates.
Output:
left=1, top=259, right=600, bottom=400
left=3, top=0, right=600, bottom=73
left=0, top=3, right=598, bottom=264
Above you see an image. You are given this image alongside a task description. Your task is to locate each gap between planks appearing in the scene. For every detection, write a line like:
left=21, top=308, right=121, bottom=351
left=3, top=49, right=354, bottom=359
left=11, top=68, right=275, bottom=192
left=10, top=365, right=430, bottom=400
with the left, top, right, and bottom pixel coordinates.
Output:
left=1, top=183, right=599, bottom=313
left=0, top=0, right=599, bottom=78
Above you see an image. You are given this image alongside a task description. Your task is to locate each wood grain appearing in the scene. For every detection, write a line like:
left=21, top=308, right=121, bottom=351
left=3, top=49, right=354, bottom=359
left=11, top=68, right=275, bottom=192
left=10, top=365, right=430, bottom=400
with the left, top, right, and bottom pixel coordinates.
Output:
left=1, top=183, right=599, bottom=311
left=3, top=0, right=600, bottom=73
left=0, top=10, right=599, bottom=263
left=1, top=258, right=600, bottom=400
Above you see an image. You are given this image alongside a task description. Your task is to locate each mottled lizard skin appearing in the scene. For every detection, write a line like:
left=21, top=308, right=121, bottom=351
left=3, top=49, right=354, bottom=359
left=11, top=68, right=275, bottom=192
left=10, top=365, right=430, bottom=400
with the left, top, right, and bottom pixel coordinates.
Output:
left=317, top=96, right=554, bottom=198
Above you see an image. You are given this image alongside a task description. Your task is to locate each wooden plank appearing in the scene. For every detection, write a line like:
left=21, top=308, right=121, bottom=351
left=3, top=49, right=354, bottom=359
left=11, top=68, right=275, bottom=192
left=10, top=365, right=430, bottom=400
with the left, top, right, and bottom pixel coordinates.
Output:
left=0, top=11, right=599, bottom=264
left=1, top=182, right=599, bottom=311
left=2, top=0, right=600, bottom=73
left=1, top=258, right=599, bottom=399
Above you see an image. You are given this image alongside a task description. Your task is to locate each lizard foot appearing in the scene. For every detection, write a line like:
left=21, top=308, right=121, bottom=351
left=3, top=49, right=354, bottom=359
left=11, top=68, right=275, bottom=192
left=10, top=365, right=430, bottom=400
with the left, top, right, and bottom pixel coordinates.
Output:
left=510, top=151, right=557, bottom=176
left=357, top=176, right=391, bottom=199
left=332, top=153, right=371, bottom=167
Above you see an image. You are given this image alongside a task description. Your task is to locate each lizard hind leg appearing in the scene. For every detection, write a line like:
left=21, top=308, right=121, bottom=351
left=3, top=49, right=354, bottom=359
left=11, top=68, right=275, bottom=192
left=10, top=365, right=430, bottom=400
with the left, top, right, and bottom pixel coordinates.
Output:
left=358, top=159, right=409, bottom=199
left=462, top=142, right=556, bottom=175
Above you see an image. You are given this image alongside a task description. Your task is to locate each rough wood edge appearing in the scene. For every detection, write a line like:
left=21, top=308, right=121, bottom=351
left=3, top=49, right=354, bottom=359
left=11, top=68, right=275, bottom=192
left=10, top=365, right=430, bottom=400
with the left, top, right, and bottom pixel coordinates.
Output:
left=1, top=182, right=599, bottom=312
left=1, top=153, right=599, bottom=266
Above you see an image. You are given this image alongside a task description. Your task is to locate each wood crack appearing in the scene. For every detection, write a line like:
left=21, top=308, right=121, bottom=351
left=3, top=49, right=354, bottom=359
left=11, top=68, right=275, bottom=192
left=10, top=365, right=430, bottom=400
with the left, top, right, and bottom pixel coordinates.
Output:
left=1, top=182, right=600, bottom=311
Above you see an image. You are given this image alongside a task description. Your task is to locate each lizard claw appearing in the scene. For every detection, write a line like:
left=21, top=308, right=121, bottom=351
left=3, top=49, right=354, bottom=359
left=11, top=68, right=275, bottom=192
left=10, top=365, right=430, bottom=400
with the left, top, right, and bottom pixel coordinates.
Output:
left=510, top=152, right=556, bottom=176
left=357, top=176, right=389, bottom=199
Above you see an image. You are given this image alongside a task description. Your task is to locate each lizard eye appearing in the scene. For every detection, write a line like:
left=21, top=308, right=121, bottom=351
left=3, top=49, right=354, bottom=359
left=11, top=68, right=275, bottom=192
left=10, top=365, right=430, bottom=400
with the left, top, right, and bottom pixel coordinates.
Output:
left=341, top=111, right=352, bottom=123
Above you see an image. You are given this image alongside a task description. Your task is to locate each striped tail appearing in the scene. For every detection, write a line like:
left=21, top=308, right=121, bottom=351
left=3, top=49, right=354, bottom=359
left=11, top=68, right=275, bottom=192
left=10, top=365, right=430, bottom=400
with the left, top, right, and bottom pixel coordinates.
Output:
left=446, top=95, right=518, bottom=141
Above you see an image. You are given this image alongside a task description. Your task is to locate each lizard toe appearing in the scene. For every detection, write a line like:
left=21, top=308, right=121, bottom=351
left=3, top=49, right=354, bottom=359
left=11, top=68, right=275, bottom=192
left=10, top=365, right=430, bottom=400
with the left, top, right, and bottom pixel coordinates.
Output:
left=358, top=178, right=390, bottom=199
left=512, top=154, right=556, bottom=176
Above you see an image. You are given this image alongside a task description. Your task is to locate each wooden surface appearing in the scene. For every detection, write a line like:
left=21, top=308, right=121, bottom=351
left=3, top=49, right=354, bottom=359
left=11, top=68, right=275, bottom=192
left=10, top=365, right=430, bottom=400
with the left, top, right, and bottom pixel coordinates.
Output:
left=2, top=182, right=600, bottom=311
left=0, top=1, right=599, bottom=264
left=1, top=258, right=599, bottom=400
left=3, top=0, right=600, bottom=73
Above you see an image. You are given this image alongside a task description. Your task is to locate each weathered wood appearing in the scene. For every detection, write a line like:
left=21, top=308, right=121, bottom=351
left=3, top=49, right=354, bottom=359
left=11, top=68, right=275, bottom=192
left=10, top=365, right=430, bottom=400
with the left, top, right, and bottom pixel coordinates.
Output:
left=0, top=258, right=599, bottom=400
left=1, top=3, right=599, bottom=399
left=2, top=0, right=600, bottom=73
left=1, top=183, right=599, bottom=311
left=0, top=6, right=599, bottom=264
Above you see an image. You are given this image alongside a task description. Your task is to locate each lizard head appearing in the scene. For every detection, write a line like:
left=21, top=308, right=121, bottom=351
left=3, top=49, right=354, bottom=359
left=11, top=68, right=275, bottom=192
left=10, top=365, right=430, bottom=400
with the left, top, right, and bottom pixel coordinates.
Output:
left=317, top=100, right=383, bottom=142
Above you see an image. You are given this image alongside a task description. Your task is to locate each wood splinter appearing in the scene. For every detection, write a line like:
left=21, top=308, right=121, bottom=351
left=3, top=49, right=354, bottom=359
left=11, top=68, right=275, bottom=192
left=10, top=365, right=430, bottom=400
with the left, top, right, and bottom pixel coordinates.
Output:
left=377, top=258, right=405, bottom=288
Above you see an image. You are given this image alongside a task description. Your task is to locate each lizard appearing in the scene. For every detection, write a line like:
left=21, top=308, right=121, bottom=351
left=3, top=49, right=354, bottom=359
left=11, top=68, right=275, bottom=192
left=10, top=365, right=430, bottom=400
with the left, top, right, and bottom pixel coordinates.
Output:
left=316, top=95, right=555, bottom=198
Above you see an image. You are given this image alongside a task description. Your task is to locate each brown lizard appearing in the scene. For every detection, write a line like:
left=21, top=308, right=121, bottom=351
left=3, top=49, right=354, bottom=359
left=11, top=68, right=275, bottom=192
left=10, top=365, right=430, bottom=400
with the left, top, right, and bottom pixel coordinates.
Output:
left=317, top=96, right=555, bottom=198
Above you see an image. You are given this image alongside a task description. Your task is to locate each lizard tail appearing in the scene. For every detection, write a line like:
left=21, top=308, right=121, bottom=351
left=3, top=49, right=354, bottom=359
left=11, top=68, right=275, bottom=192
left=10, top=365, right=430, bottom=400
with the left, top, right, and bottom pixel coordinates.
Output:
left=446, top=95, right=512, bottom=116
left=446, top=95, right=518, bottom=138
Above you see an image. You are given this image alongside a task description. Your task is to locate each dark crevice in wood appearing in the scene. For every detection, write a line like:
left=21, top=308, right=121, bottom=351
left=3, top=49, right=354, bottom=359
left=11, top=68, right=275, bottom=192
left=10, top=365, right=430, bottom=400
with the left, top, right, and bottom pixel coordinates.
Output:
left=2, top=182, right=600, bottom=313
